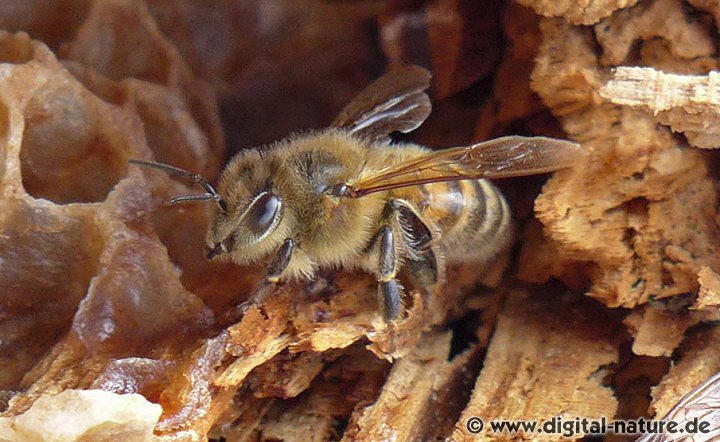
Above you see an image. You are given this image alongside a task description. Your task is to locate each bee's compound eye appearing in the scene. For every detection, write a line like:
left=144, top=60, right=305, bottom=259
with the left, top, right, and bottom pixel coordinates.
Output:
left=248, top=192, right=282, bottom=236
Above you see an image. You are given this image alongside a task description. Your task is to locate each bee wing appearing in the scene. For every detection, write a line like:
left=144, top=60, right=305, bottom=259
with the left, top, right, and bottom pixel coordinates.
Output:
left=636, top=371, right=720, bottom=442
left=332, top=64, right=432, bottom=142
left=342, top=136, right=584, bottom=198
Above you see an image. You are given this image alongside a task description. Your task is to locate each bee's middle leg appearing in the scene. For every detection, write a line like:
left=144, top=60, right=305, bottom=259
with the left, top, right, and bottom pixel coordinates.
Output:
left=376, top=225, right=403, bottom=322
left=389, top=198, right=443, bottom=289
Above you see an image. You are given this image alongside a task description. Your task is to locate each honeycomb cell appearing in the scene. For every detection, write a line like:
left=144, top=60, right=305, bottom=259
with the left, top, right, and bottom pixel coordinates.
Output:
left=63, top=58, right=223, bottom=183
left=19, top=81, right=128, bottom=204
left=71, top=233, right=214, bottom=353
left=90, top=357, right=170, bottom=400
left=0, top=203, right=103, bottom=389
left=148, top=197, right=261, bottom=319
left=0, top=32, right=35, bottom=64
left=66, top=0, right=176, bottom=85
left=0, top=1, right=90, bottom=52
left=63, top=0, right=226, bottom=180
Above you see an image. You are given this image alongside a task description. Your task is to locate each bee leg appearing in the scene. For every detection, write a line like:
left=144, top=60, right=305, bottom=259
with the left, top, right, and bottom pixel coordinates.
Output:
left=376, top=226, right=403, bottom=322
left=265, top=238, right=295, bottom=283
left=251, top=237, right=296, bottom=301
left=219, top=238, right=295, bottom=324
left=379, top=279, right=402, bottom=322
left=390, top=198, right=442, bottom=289
left=405, top=249, right=440, bottom=288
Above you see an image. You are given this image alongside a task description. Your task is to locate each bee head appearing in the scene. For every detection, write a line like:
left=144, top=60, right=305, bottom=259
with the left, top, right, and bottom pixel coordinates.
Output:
left=129, top=157, right=288, bottom=264
left=205, top=188, right=284, bottom=261
left=203, top=148, right=296, bottom=264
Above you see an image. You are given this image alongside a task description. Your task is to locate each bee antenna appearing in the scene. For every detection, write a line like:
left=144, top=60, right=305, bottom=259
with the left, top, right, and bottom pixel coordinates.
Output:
left=129, top=159, right=228, bottom=213
left=169, top=194, right=220, bottom=204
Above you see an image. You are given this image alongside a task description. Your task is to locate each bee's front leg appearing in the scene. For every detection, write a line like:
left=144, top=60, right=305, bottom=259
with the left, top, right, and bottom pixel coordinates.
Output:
left=235, top=238, right=295, bottom=316
left=376, top=225, right=403, bottom=322
left=266, top=238, right=295, bottom=283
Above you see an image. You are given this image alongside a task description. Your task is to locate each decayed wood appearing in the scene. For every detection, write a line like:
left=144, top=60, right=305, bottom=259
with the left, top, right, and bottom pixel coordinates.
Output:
left=697, top=267, right=720, bottom=310
left=515, top=0, right=640, bottom=25
left=601, top=67, right=720, bottom=148
left=345, top=332, right=479, bottom=441
left=594, top=0, right=715, bottom=67
left=623, top=305, right=697, bottom=357
left=451, top=289, right=621, bottom=441
left=247, top=351, right=327, bottom=399
left=643, top=270, right=720, bottom=418
left=520, top=18, right=720, bottom=313
left=210, top=345, right=390, bottom=442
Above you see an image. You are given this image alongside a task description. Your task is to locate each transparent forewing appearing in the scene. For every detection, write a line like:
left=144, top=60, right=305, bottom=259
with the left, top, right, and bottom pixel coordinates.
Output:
left=636, top=371, right=720, bottom=442
left=344, top=136, right=585, bottom=197
left=332, top=64, right=432, bottom=142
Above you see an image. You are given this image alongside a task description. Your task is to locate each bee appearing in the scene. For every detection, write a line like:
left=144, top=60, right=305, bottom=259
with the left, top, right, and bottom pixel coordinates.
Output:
left=131, top=65, right=584, bottom=322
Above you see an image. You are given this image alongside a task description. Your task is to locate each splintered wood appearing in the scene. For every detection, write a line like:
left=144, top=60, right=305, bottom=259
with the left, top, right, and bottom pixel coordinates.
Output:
left=515, top=0, right=640, bottom=25
left=347, top=333, right=479, bottom=441
left=452, top=290, right=620, bottom=441
left=4, top=0, right=720, bottom=441
left=602, top=67, right=720, bottom=148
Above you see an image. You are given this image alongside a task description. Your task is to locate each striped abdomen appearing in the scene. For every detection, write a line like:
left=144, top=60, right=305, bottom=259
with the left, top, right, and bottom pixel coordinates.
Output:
left=392, top=176, right=513, bottom=263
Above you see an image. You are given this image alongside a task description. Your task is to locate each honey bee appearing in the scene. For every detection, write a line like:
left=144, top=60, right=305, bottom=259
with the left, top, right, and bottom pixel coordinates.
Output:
left=131, top=65, right=584, bottom=321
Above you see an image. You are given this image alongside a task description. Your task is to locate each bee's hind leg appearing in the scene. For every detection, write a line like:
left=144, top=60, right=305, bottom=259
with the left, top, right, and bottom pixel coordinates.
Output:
left=376, top=225, right=403, bottom=322
left=405, top=249, right=441, bottom=288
